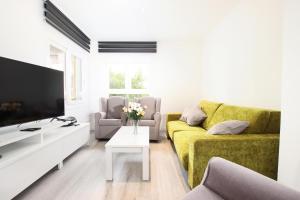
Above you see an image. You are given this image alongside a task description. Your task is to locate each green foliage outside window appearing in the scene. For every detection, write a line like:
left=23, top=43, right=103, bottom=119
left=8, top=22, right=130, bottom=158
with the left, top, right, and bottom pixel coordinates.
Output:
left=109, top=67, right=148, bottom=100
left=131, top=70, right=145, bottom=89
left=109, top=71, right=125, bottom=89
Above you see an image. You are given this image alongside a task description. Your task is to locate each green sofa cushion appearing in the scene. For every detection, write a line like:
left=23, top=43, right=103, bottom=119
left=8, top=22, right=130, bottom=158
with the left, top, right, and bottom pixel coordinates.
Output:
left=167, top=120, right=204, bottom=140
left=199, top=100, right=223, bottom=129
left=265, top=110, right=281, bottom=133
left=173, top=130, right=206, bottom=170
left=208, top=104, right=270, bottom=134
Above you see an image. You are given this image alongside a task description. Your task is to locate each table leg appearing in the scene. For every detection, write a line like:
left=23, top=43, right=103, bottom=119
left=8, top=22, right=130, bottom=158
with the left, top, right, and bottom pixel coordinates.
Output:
left=142, top=146, right=149, bottom=180
left=106, top=147, right=113, bottom=180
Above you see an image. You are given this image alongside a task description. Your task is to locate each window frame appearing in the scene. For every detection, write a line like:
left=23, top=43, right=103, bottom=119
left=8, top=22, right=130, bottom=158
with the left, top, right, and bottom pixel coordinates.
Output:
left=108, top=65, right=149, bottom=98
left=70, top=54, right=83, bottom=102
left=48, top=42, right=84, bottom=105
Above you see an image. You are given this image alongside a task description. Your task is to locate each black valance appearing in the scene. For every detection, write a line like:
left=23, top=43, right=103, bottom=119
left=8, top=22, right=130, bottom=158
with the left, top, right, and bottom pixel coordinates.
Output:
left=98, top=41, right=157, bottom=53
left=44, top=0, right=90, bottom=52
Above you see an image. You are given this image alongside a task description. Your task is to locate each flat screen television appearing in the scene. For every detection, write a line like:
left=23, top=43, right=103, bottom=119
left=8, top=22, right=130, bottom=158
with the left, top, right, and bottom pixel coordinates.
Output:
left=0, top=56, right=65, bottom=128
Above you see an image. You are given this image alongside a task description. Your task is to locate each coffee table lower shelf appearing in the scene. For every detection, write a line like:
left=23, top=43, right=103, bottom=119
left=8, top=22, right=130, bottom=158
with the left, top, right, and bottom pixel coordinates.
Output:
left=105, top=146, right=149, bottom=181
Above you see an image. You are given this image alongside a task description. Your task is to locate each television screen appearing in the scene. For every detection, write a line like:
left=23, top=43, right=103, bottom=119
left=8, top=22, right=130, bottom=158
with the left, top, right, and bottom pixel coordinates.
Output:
left=0, top=56, right=65, bottom=127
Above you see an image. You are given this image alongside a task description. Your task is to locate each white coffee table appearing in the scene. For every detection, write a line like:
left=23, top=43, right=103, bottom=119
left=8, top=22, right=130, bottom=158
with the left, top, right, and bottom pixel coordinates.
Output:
left=105, top=126, right=150, bottom=181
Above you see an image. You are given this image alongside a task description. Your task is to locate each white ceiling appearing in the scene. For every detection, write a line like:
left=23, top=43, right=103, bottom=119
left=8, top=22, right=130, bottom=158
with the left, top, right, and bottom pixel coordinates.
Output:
left=52, top=0, right=239, bottom=41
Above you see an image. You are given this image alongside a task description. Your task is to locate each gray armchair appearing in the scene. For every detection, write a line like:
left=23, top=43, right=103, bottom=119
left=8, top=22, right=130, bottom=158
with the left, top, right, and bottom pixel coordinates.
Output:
left=183, top=157, right=300, bottom=200
left=95, top=96, right=127, bottom=139
left=127, top=97, right=161, bottom=140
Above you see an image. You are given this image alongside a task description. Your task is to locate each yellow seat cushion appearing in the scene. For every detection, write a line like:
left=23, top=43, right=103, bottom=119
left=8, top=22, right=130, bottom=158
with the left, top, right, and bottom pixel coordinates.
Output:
left=167, top=120, right=204, bottom=140
left=173, top=130, right=206, bottom=170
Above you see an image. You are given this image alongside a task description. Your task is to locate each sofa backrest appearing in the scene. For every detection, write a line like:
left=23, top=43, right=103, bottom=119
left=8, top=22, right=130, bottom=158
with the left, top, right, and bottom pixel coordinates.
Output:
left=208, top=104, right=271, bottom=134
left=106, top=96, right=127, bottom=119
left=137, top=97, right=161, bottom=120
left=265, top=110, right=281, bottom=133
left=199, top=100, right=223, bottom=129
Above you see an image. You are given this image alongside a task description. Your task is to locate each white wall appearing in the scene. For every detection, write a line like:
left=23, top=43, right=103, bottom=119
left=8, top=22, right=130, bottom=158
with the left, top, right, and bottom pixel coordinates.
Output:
left=89, top=40, right=203, bottom=112
left=52, top=0, right=244, bottom=118
left=278, top=0, right=300, bottom=190
left=0, top=0, right=283, bottom=133
left=88, top=39, right=203, bottom=131
left=0, top=0, right=91, bottom=132
left=199, top=0, right=282, bottom=109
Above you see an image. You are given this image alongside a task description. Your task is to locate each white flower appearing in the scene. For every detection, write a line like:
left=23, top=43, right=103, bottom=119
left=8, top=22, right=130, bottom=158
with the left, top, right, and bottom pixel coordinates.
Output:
left=125, top=102, right=146, bottom=119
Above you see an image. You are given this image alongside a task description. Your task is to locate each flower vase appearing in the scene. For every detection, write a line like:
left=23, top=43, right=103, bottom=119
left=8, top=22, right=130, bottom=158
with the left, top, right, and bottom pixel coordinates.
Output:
left=132, top=120, right=139, bottom=135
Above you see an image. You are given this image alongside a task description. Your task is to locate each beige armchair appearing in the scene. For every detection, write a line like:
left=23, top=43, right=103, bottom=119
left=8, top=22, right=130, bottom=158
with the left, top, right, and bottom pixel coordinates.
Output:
left=127, top=97, right=161, bottom=140
left=95, top=96, right=127, bottom=139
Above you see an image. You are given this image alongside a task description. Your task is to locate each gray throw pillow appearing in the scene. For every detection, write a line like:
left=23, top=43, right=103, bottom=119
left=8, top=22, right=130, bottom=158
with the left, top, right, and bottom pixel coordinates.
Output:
left=180, top=107, right=190, bottom=122
left=208, top=120, right=249, bottom=135
left=180, top=106, right=207, bottom=126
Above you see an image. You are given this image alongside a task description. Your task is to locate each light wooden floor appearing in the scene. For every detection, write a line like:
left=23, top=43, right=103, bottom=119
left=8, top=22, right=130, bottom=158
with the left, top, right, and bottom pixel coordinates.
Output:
left=14, top=136, right=190, bottom=200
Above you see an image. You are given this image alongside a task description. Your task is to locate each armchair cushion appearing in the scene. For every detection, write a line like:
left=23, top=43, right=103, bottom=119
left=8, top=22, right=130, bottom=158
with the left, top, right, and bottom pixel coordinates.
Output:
left=99, top=119, right=122, bottom=126
left=139, top=120, right=155, bottom=126
left=139, top=97, right=156, bottom=120
left=107, top=96, right=126, bottom=119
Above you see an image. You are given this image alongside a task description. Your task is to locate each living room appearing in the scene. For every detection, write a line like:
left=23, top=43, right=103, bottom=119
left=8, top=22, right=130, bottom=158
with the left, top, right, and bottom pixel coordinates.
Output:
left=0, top=0, right=299, bottom=199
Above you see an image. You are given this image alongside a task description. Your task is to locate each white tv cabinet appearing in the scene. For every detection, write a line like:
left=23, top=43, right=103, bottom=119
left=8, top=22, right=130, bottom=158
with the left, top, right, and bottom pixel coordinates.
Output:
left=0, top=122, right=90, bottom=200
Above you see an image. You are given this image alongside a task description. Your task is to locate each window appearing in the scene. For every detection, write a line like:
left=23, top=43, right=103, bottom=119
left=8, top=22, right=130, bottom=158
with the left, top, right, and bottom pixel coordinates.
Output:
left=49, top=45, right=83, bottom=103
left=49, top=45, right=66, bottom=88
left=70, top=55, right=82, bottom=101
left=109, top=65, right=148, bottom=101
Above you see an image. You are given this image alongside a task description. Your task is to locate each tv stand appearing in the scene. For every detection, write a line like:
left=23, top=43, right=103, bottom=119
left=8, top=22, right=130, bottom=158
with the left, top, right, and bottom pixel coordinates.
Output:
left=0, top=122, right=90, bottom=200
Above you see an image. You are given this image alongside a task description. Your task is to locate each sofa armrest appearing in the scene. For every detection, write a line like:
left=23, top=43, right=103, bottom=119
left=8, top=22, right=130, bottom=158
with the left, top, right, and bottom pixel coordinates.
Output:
left=154, top=112, right=161, bottom=122
left=154, top=112, right=162, bottom=130
left=166, top=112, right=181, bottom=130
left=188, top=133, right=279, bottom=188
left=95, top=112, right=107, bottom=121
left=166, top=112, right=181, bottom=122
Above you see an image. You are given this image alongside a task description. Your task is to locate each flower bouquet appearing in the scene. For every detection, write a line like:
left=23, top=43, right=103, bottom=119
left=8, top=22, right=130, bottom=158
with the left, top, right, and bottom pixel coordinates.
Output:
left=123, top=102, right=147, bottom=134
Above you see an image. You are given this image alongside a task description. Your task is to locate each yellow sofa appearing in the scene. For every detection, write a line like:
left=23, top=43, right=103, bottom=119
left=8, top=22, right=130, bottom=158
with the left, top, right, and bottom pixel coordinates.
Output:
left=166, top=100, right=280, bottom=188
